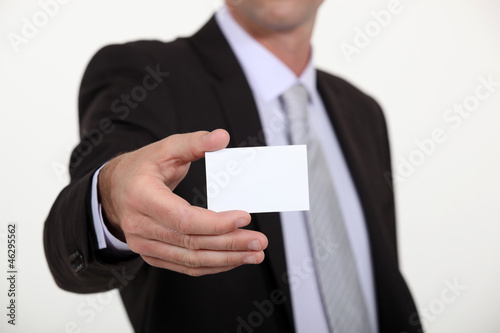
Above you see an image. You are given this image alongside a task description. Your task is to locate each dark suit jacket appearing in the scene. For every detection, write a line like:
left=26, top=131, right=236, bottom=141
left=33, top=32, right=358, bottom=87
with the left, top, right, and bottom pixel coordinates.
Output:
left=44, top=17, right=423, bottom=333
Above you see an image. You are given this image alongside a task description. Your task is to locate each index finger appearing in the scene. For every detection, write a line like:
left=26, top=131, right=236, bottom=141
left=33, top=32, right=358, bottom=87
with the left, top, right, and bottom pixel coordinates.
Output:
left=138, top=178, right=251, bottom=235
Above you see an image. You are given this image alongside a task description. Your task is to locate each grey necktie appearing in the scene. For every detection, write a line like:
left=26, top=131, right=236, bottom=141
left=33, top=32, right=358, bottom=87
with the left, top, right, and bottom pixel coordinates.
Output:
left=281, top=84, right=371, bottom=333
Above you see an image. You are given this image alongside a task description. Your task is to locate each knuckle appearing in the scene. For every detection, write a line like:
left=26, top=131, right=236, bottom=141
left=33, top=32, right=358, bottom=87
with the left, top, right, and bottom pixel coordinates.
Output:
left=124, top=195, right=140, bottom=212
left=227, top=237, right=237, bottom=251
left=185, top=268, right=204, bottom=277
left=180, top=251, right=199, bottom=268
left=223, top=254, right=232, bottom=267
left=173, top=207, right=190, bottom=234
left=213, top=223, right=223, bottom=235
left=141, top=255, right=158, bottom=268
left=120, top=214, right=139, bottom=235
left=163, top=134, right=177, bottom=146
left=177, top=207, right=200, bottom=235
left=128, top=240, right=149, bottom=256
left=182, top=234, right=197, bottom=250
left=127, top=240, right=140, bottom=254
left=152, top=226, right=168, bottom=242
left=211, top=215, right=224, bottom=235
left=124, top=180, right=144, bottom=207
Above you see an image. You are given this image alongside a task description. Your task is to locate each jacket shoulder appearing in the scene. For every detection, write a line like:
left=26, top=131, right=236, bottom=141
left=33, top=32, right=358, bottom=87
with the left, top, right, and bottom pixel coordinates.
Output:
left=87, top=38, right=192, bottom=68
left=317, top=69, right=382, bottom=111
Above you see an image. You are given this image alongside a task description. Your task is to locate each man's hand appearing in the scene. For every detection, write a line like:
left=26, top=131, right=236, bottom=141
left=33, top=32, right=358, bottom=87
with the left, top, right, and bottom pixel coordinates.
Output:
left=98, top=129, right=268, bottom=276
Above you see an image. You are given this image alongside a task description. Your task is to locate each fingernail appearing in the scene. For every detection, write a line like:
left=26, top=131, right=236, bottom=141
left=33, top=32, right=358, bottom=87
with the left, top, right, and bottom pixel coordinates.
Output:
left=235, top=218, right=248, bottom=228
left=248, top=240, right=261, bottom=251
left=243, top=255, right=258, bottom=264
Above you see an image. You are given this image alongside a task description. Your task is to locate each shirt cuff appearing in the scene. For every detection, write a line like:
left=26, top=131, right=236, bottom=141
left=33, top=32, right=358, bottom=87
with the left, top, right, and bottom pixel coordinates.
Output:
left=91, top=165, right=132, bottom=253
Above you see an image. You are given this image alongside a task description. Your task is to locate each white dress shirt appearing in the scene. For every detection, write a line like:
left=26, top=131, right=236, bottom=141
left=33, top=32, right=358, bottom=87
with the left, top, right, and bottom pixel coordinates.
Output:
left=90, top=6, right=378, bottom=332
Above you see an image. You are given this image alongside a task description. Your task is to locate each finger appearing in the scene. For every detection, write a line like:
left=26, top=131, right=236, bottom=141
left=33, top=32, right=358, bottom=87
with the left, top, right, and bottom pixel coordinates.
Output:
left=141, top=255, right=240, bottom=277
left=156, top=129, right=230, bottom=163
left=133, top=239, right=265, bottom=267
left=133, top=221, right=268, bottom=251
left=157, top=228, right=268, bottom=251
left=136, top=182, right=251, bottom=235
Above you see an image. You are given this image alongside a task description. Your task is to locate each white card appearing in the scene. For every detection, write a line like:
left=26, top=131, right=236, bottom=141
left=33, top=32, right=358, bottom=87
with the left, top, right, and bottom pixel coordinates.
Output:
left=205, top=145, right=310, bottom=213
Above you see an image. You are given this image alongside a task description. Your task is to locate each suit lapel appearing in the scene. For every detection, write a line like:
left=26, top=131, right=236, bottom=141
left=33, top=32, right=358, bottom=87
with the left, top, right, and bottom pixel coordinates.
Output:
left=317, top=71, right=403, bottom=330
left=316, top=72, right=379, bottom=233
left=188, top=17, right=295, bottom=330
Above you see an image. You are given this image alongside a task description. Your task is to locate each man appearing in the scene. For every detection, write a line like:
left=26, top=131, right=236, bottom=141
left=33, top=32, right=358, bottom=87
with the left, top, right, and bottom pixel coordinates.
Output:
left=44, top=1, right=422, bottom=332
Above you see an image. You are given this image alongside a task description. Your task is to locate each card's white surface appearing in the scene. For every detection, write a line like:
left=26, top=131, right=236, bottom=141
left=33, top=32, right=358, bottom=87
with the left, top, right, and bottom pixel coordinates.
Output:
left=205, top=145, right=310, bottom=213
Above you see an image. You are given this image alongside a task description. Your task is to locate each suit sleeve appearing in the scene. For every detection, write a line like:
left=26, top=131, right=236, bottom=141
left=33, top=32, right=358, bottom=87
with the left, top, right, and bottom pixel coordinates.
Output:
left=43, top=43, right=171, bottom=293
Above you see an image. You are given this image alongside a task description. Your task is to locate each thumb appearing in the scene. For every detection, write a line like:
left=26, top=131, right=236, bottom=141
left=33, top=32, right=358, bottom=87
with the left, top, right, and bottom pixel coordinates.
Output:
left=159, top=129, right=230, bottom=163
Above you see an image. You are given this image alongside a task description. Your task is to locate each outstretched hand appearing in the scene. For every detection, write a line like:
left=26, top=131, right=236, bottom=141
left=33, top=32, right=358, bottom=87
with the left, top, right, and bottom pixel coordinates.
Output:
left=98, top=129, right=268, bottom=276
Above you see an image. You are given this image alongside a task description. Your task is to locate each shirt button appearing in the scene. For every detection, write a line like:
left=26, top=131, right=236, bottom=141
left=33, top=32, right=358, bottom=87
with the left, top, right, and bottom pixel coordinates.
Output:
left=69, top=251, right=85, bottom=273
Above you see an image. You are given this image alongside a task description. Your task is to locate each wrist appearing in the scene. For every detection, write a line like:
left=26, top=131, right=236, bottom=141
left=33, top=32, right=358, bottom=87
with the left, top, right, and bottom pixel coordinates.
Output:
left=98, top=159, right=126, bottom=243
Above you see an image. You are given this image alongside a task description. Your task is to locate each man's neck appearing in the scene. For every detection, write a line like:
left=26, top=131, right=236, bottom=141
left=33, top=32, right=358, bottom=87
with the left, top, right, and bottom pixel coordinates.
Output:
left=228, top=9, right=314, bottom=77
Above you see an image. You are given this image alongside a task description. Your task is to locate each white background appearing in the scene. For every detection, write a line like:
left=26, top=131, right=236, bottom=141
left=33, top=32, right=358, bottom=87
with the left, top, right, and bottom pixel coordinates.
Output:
left=1, top=0, right=499, bottom=332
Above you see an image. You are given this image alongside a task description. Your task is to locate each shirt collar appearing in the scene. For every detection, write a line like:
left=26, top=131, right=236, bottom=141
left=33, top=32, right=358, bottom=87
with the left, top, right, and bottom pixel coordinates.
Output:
left=215, top=5, right=317, bottom=104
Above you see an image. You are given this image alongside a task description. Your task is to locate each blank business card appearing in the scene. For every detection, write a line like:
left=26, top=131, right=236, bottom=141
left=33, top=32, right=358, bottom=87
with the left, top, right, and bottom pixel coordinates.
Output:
left=205, top=145, right=310, bottom=213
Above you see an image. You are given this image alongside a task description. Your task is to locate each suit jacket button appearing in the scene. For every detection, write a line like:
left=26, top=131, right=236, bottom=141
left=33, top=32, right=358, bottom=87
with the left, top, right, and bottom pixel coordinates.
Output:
left=69, top=251, right=85, bottom=273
